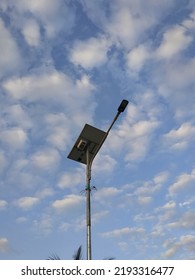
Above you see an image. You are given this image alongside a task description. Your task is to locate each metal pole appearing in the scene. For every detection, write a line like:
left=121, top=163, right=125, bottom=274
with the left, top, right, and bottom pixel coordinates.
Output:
left=84, top=100, right=128, bottom=260
left=86, top=148, right=92, bottom=260
left=85, top=111, right=121, bottom=260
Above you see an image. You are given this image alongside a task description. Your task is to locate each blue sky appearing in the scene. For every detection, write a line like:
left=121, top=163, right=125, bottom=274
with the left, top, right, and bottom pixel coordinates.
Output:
left=0, top=0, right=195, bottom=260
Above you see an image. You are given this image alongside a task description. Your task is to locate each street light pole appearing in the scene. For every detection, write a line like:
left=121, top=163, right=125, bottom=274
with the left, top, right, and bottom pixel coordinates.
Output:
left=86, top=148, right=92, bottom=260
left=85, top=99, right=128, bottom=260
left=67, top=99, right=128, bottom=260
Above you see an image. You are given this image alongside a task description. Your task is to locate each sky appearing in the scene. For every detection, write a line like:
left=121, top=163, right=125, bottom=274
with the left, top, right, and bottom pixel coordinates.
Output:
left=0, top=0, right=195, bottom=260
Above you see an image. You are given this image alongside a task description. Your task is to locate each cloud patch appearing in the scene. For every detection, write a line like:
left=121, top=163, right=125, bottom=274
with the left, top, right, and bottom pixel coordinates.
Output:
left=15, top=197, right=39, bottom=210
left=70, top=36, right=111, bottom=69
left=107, top=115, right=159, bottom=163
left=0, top=200, right=7, bottom=210
left=168, top=211, right=195, bottom=230
left=0, top=18, right=21, bottom=76
left=157, top=25, right=193, bottom=59
left=0, top=128, right=28, bottom=151
left=21, top=18, right=41, bottom=47
left=163, top=235, right=195, bottom=259
left=52, top=194, right=84, bottom=212
left=57, top=168, right=84, bottom=189
left=31, top=149, right=60, bottom=171
left=169, top=168, right=195, bottom=196
left=163, top=122, right=195, bottom=150
left=0, top=238, right=10, bottom=253
left=101, top=226, right=145, bottom=239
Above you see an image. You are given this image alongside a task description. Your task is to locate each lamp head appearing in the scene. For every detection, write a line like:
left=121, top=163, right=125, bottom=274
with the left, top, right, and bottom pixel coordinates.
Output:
left=118, top=99, right=129, bottom=112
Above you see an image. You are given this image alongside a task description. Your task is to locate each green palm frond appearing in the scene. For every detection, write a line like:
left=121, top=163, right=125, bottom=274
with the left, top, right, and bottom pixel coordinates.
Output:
left=47, top=253, right=61, bottom=260
left=47, top=245, right=114, bottom=260
left=72, top=245, right=82, bottom=260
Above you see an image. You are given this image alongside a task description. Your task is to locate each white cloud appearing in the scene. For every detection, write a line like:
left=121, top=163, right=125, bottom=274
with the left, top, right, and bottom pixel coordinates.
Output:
left=153, top=171, right=169, bottom=185
left=163, top=235, right=195, bottom=258
left=168, top=211, right=195, bottom=230
left=15, top=197, right=39, bottom=210
left=76, top=74, right=95, bottom=91
left=80, top=0, right=108, bottom=26
left=57, top=168, right=84, bottom=189
left=0, top=18, right=21, bottom=75
left=156, top=25, right=192, bottom=59
left=169, top=168, right=195, bottom=196
left=70, top=36, right=110, bottom=69
left=106, top=7, right=138, bottom=48
left=47, top=126, right=70, bottom=150
left=155, top=200, right=176, bottom=222
left=157, top=59, right=195, bottom=119
left=0, top=1, right=8, bottom=11
left=163, top=123, right=195, bottom=151
left=182, top=10, right=195, bottom=30
left=33, top=213, right=53, bottom=234
left=35, top=187, right=54, bottom=199
left=92, top=210, right=109, bottom=224
left=160, top=58, right=195, bottom=92
left=59, top=214, right=87, bottom=232
left=59, top=222, right=71, bottom=232
left=21, top=18, right=40, bottom=47
left=118, top=241, right=128, bottom=251
left=126, top=44, right=151, bottom=72
left=52, top=194, right=84, bottom=212
left=136, top=181, right=161, bottom=196
left=123, top=103, right=142, bottom=124
left=0, top=128, right=28, bottom=150
left=3, top=70, right=96, bottom=127
left=117, top=119, right=159, bottom=163
left=127, top=137, right=148, bottom=162
left=0, top=152, right=7, bottom=174
left=101, top=226, right=145, bottom=238
left=18, top=0, right=60, bottom=16
left=161, top=201, right=176, bottom=211
left=163, top=241, right=179, bottom=259
left=31, top=149, right=60, bottom=171
left=13, top=0, right=75, bottom=38
left=3, top=71, right=73, bottom=102
left=179, top=197, right=195, bottom=208
left=44, top=113, right=72, bottom=150
left=105, top=1, right=154, bottom=49
left=0, top=238, right=10, bottom=253
left=0, top=200, right=7, bottom=210
left=134, top=172, right=168, bottom=206
left=148, top=12, right=195, bottom=121
left=167, top=123, right=195, bottom=139
left=134, top=213, right=155, bottom=223
left=105, top=97, right=160, bottom=165
left=95, top=187, right=122, bottom=204
left=3, top=104, right=32, bottom=130
left=3, top=158, right=38, bottom=191
left=93, top=154, right=117, bottom=174
left=8, top=158, right=28, bottom=174
left=136, top=90, right=166, bottom=121
left=59, top=211, right=107, bottom=233
left=16, top=217, right=28, bottom=223
left=153, top=11, right=195, bottom=120
left=137, top=196, right=152, bottom=205
left=128, top=120, right=157, bottom=137
left=101, top=0, right=173, bottom=49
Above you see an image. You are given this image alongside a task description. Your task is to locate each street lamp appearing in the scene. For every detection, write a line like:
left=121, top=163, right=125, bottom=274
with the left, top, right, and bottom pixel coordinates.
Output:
left=67, top=99, right=128, bottom=260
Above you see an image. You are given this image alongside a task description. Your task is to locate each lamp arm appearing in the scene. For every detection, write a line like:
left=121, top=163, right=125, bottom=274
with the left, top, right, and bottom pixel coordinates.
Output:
left=88, top=111, right=121, bottom=170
